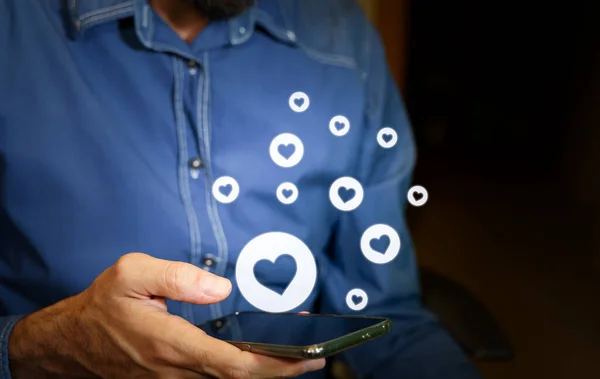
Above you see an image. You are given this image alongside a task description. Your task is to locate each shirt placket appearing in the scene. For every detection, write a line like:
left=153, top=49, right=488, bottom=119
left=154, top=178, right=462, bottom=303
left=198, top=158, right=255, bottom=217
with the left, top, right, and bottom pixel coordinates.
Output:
left=133, top=0, right=237, bottom=326
left=174, top=53, right=230, bottom=324
left=172, top=56, right=204, bottom=325
left=192, top=52, right=230, bottom=322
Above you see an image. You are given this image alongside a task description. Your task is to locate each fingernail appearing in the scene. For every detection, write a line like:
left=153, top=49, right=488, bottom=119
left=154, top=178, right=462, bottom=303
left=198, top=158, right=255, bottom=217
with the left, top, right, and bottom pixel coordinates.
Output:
left=304, top=359, right=326, bottom=371
left=201, top=275, right=231, bottom=298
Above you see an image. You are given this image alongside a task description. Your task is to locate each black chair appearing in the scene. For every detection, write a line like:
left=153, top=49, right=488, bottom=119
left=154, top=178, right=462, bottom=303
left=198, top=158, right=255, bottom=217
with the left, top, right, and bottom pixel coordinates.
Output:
left=419, top=267, right=514, bottom=361
left=326, top=268, right=514, bottom=378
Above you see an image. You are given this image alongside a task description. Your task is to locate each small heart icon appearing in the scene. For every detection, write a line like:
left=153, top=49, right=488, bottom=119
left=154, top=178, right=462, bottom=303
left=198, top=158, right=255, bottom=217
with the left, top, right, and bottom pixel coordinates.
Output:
left=382, top=133, right=393, bottom=143
left=413, top=192, right=423, bottom=201
left=351, top=295, right=363, bottom=305
left=338, top=186, right=356, bottom=203
left=253, top=254, right=297, bottom=296
left=369, top=235, right=391, bottom=254
left=277, top=143, right=296, bottom=160
left=219, top=184, right=233, bottom=197
left=334, top=121, right=345, bottom=131
left=294, top=97, right=305, bottom=107
left=282, top=189, right=294, bottom=199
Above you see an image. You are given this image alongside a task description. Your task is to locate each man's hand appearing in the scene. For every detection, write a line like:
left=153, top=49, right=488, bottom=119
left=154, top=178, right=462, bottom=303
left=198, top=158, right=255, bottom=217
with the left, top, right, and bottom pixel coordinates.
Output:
left=8, top=253, right=326, bottom=378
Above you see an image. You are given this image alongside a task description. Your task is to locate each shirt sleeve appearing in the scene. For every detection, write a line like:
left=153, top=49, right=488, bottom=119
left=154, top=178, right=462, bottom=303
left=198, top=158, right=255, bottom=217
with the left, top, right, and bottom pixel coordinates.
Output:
left=0, top=315, right=23, bottom=379
left=317, top=12, right=483, bottom=379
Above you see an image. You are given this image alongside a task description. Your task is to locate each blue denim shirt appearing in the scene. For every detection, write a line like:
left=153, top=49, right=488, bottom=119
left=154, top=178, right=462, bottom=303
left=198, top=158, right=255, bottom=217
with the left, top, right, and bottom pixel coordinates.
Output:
left=0, top=0, right=481, bottom=378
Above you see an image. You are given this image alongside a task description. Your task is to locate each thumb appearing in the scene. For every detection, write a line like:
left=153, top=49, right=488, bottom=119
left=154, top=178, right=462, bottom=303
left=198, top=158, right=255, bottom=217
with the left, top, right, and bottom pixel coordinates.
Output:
left=113, top=253, right=232, bottom=304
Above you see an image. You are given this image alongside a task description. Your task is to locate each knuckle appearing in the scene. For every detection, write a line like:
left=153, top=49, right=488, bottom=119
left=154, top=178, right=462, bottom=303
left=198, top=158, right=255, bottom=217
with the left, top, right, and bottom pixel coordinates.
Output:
left=112, top=257, right=132, bottom=282
left=113, top=252, right=144, bottom=279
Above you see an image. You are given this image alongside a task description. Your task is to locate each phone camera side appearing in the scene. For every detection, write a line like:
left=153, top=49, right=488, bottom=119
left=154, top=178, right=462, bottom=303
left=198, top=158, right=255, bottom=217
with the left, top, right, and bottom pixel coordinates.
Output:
left=304, top=345, right=324, bottom=359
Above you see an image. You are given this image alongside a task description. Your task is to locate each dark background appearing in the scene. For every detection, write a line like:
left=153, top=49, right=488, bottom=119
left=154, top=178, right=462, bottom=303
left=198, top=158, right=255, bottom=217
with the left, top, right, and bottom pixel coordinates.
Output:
left=399, top=0, right=600, bottom=377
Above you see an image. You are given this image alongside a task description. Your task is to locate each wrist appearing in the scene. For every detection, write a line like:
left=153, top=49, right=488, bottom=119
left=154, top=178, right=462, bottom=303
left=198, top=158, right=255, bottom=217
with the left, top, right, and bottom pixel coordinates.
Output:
left=7, top=316, right=33, bottom=376
left=8, top=296, right=86, bottom=378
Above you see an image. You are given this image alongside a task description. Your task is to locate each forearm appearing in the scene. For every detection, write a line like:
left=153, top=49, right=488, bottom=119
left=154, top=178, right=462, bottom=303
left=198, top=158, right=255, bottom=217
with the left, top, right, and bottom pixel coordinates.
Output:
left=7, top=295, right=92, bottom=379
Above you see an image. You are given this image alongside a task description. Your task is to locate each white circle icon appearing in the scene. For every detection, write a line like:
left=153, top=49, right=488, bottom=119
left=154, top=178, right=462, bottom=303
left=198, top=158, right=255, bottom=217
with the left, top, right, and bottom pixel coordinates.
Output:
left=269, top=133, right=304, bottom=168
left=236, top=232, right=317, bottom=313
left=276, top=182, right=298, bottom=205
left=329, top=115, right=350, bottom=137
left=407, top=185, right=428, bottom=207
left=346, top=289, right=368, bottom=311
left=360, top=224, right=401, bottom=264
left=329, top=177, right=364, bottom=212
left=212, top=176, right=239, bottom=204
left=377, top=127, right=398, bottom=148
left=289, top=92, right=310, bottom=113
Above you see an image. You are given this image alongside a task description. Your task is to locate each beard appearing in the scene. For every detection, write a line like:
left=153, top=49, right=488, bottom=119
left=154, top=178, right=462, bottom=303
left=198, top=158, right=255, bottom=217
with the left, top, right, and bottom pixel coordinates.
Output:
left=184, top=0, right=256, bottom=20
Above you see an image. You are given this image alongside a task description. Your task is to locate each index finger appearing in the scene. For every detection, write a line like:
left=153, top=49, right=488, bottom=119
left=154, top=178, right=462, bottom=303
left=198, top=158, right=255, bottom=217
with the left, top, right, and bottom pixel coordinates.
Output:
left=112, top=253, right=232, bottom=304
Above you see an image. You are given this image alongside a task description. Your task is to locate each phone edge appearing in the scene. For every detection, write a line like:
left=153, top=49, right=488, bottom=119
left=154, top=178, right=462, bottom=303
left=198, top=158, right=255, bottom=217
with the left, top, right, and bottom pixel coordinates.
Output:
left=303, top=318, right=392, bottom=359
left=224, top=318, right=392, bottom=360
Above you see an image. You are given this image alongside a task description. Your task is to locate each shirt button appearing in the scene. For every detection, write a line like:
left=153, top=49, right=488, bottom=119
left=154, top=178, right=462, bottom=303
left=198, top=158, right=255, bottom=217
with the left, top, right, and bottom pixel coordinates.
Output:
left=286, top=30, right=296, bottom=41
left=187, top=59, right=198, bottom=75
left=189, top=158, right=203, bottom=169
left=239, top=26, right=246, bottom=34
left=203, top=257, right=215, bottom=267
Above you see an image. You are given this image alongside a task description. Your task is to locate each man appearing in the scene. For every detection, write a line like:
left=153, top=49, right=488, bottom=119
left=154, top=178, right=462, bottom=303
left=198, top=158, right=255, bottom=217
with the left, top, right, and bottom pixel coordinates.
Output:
left=0, top=0, right=481, bottom=378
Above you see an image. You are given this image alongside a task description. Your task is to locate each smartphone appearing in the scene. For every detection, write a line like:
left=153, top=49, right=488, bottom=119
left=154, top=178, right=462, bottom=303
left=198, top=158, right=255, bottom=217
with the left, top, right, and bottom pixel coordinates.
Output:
left=196, top=311, right=391, bottom=359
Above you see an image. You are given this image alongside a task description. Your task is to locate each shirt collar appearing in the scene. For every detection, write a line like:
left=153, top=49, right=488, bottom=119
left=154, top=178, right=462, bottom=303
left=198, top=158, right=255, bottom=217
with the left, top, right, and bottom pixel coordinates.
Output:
left=67, top=0, right=298, bottom=46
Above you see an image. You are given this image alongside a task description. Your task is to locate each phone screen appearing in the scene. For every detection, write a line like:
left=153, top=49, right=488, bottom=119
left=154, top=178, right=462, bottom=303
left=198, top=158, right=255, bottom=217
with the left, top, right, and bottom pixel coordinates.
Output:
left=198, top=312, right=385, bottom=346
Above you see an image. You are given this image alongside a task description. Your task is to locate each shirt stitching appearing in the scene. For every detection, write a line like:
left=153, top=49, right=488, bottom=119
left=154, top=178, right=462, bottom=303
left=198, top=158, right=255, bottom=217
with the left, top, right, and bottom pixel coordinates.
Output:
left=299, top=46, right=358, bottom=70
left=193, top=62, right=218, bottom=322
left=173, top=57, right=201, bottom=324
left=148, top=5, right=155, bottom=46
left=142, top=4, right=149, bottom=28
left=198, top=52, right=229, bottom=320
left=151, top=42, right=198, bottom=64
left=276, top=2, right=357, bottom=71
left=79, top=5, right=134, bottom=30
left=79, top=1, right=133, bottom=23
left=254, top=10, right=296, bottom=45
